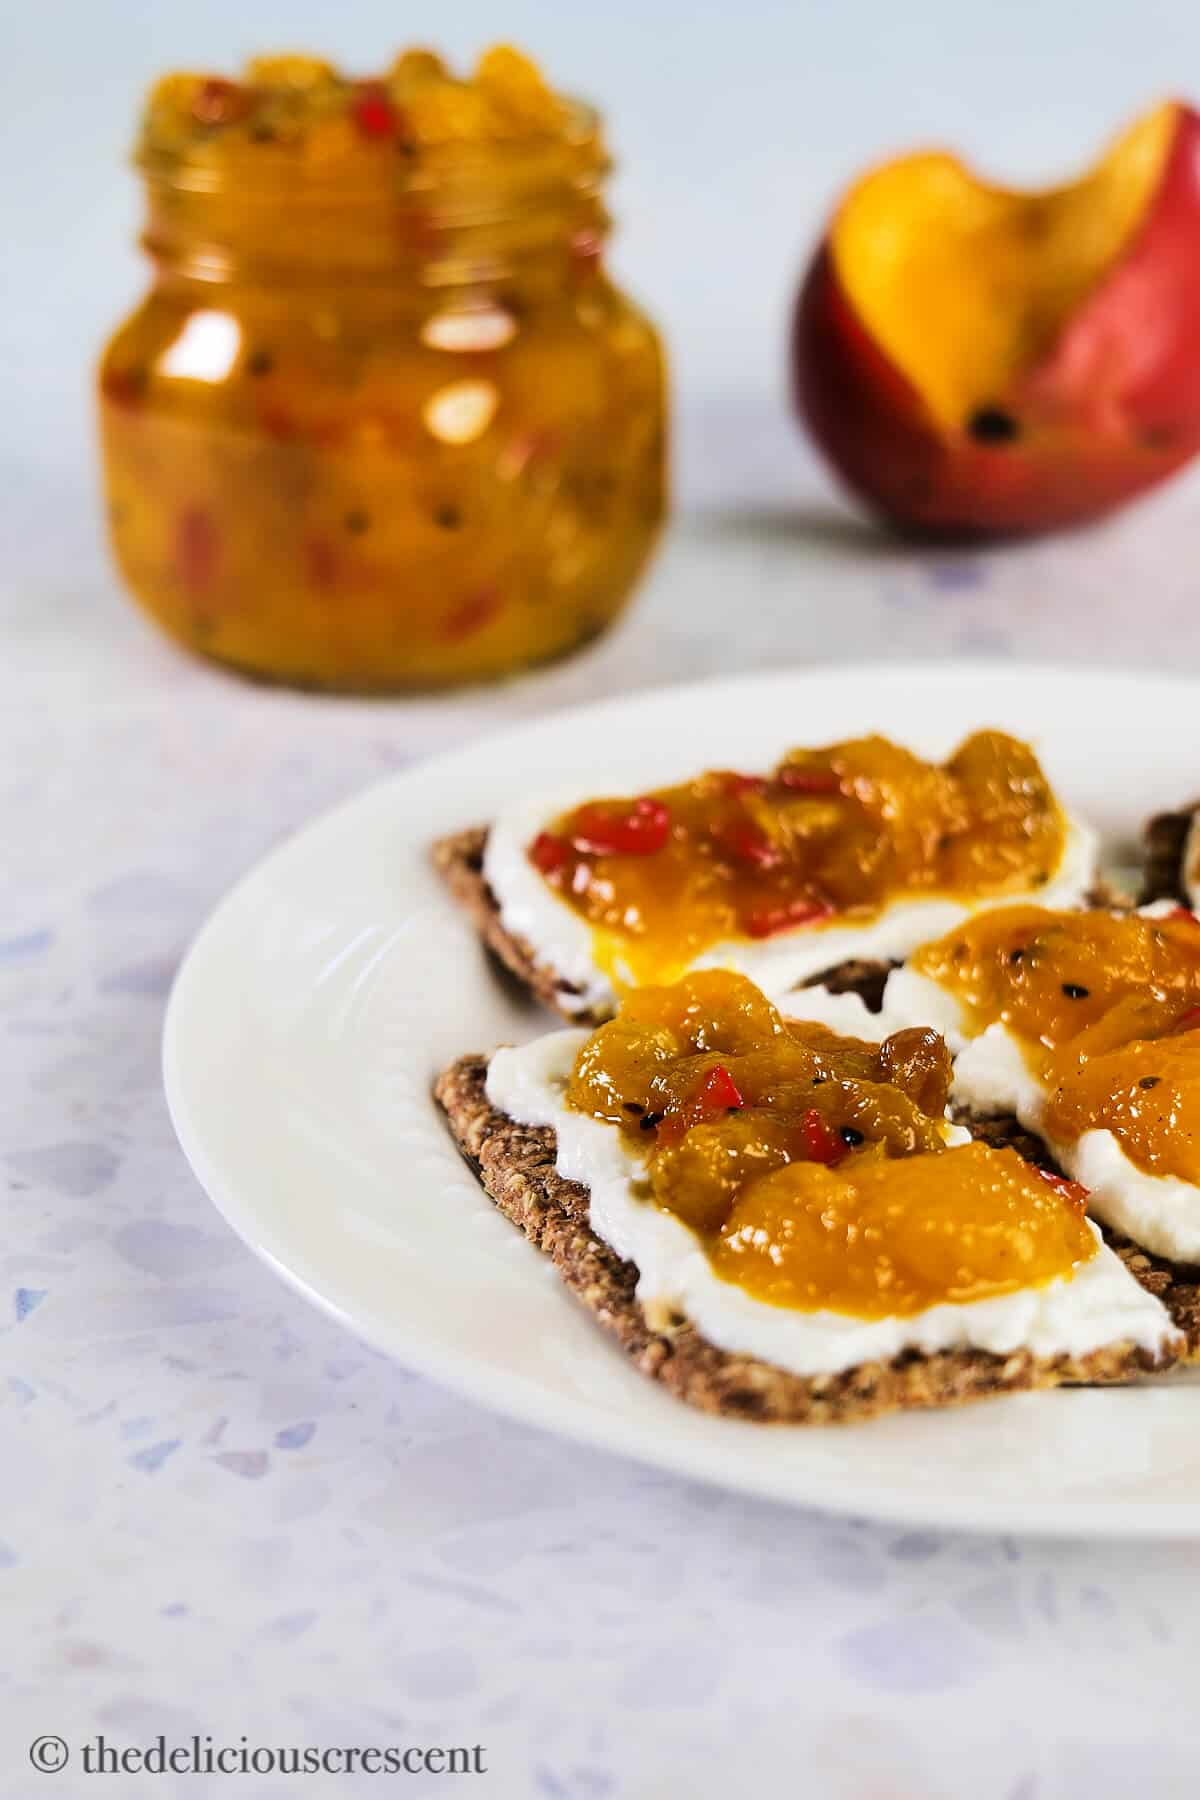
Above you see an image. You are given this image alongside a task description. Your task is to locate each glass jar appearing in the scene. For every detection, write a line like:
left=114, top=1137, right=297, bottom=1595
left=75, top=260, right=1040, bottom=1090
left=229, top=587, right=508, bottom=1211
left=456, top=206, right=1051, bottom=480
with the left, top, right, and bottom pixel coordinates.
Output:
left=97, top=52, right=667, bottom=690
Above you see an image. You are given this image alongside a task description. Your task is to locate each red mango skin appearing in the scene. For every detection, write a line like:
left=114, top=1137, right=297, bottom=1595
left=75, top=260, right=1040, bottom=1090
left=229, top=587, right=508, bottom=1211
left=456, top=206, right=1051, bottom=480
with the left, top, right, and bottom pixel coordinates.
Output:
left=793, top=106, right=1200, bottom=536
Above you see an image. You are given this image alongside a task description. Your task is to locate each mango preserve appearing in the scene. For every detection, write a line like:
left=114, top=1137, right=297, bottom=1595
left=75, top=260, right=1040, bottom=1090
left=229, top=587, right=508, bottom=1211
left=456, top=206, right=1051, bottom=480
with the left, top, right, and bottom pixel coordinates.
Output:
left=98, top=49, right=667, bottom=689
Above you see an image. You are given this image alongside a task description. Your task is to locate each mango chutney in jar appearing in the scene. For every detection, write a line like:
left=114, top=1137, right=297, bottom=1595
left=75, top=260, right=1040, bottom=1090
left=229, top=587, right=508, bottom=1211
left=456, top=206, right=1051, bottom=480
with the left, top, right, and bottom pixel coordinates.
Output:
left=97, top=48, right=667, bottom=689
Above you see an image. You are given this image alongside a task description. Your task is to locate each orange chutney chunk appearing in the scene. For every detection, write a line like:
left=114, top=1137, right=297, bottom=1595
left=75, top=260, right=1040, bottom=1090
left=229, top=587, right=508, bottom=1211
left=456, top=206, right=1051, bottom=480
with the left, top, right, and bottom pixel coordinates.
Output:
left=712, top=1143, right=1095, bottom=1316
left=531, top=731, right=1067, bottom=986
left=140, top=46, right=575, bottom=162
left=564, top=970, right=1095, bottom=1316
left=911, top=905, right=1200, bottom=1180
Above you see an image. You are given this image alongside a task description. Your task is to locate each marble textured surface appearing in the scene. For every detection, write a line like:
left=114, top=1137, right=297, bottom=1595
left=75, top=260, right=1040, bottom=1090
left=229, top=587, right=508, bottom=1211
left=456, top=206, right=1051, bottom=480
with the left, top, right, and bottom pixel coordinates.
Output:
left=7, top=437, right=1200, bottom=1799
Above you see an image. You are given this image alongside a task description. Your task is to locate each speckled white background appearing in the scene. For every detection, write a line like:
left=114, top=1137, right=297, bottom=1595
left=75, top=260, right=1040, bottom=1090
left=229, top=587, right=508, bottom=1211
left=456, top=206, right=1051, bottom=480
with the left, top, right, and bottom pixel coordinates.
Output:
left=9, top=0, right=1200, bottom=1792
left=8, top=453, right=1200, bottom=1798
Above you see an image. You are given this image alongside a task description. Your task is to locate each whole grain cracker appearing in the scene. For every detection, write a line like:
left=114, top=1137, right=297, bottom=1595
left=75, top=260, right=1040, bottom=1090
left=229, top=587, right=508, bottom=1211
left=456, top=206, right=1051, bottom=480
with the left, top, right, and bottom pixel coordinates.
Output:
left=435, top=1056, right=1175, bottom=1424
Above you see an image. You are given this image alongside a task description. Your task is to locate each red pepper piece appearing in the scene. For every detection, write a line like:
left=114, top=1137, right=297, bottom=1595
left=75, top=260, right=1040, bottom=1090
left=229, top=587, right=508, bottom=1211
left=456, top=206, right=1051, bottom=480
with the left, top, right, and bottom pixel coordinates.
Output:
left=175, top=507, right=218, bottom=595
left=191, top=78, right=247, bottom=127
left=697, top=1064, right=745, bottom=1114
left=776, top=766, right=842, bottom=795
left=351, top=83, right=399, bottom=139
left=570, top=796, right=671, bottom=858
left=715, top=771, right=768, bottom=797
left=656, top=1063, right=747, bottom=1145
left=256, top=402, right=296, bottom=442
left=1173, top=1004, right=1200, bottom=1033
left=100, top=367, right=146, bottom=411
left=714, top=819, right=782, bottom=869
left=304, top=538, right=337, bottom=592
left=442, top=587, right=502, bottom=642
left=744, top=894, right=834, bottom=939
left=529, top=832, right=571, bottom=877
left=570, top=229, right=603, bottom=277
left=1168, top=906, right=1200, bottom=924
left=1036, top=1168, right=1091, bottom=1209
left=800, top=1108, right=845, bottom=1166
left=394, top=206, right=445, bottom=256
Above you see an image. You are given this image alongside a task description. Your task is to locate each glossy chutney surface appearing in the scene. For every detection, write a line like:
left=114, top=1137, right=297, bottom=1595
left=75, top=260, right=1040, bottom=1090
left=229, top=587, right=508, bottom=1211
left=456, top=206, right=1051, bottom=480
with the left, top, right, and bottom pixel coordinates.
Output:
left=913, top=905, right=1200, bottom=1180
left=565, top=971, right=1096, bottom=1316
left=530, top=732, right=1067, bottom=984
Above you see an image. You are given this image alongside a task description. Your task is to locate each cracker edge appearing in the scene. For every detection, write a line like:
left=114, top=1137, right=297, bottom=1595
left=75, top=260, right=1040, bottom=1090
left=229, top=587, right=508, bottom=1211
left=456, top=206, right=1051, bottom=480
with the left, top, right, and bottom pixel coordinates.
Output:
left=1140, top=800, right=1200, bottom=905
left=432, top=827, right=605, bottom=1024
left=431, top=826, right=894, bottom=1025
left=963, top=1113, right=1200, bottom=1357
left=433, top=1055, right=1174, bottom=1426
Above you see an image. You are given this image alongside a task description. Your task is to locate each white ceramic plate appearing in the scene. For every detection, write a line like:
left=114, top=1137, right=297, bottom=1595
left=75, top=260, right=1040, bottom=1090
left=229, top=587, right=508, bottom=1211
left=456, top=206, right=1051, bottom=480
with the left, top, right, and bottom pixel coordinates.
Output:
left=164, top=664, right=1200, bottom=1540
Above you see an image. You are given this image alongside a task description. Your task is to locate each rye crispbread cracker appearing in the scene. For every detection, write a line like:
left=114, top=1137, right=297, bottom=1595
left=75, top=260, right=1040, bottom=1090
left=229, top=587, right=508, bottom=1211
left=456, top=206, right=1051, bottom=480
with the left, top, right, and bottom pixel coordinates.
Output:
left=434, top=1055, right=1175, bottom=1424
left=1140, top=800, right=1200, bottom=905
